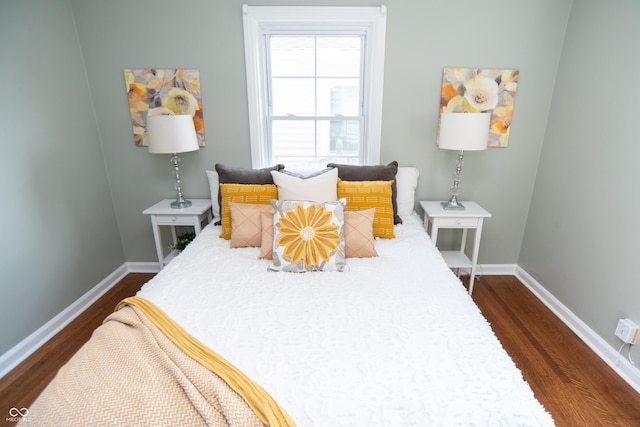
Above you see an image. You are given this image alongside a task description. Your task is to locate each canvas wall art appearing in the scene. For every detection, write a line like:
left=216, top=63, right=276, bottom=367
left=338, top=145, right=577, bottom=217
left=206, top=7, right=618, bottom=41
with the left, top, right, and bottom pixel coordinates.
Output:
left=440, top=68, right=519, bottom=147
left=124, top=68, right=205, bottom=147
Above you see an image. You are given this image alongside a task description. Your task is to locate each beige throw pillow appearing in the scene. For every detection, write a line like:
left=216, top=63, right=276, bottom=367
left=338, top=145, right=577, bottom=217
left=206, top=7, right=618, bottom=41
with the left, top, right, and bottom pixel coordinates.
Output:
left=258, top=211, right=274, bottom=260
left=229, top=202, right=275, bottom=248
left=344, top=209, right=378, bottom=258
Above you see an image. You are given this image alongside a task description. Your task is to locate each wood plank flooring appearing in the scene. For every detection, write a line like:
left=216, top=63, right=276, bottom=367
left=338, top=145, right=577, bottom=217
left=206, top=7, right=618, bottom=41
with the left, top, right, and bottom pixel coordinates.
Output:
left=471, top=275, right=640, bottom=427
left=1, top=273, right=639, bottom=426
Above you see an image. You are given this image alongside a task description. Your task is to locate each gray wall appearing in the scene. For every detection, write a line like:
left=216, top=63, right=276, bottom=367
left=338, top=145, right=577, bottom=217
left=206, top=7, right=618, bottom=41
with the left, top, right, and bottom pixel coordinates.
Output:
left=69, top=0, right=572, bottom=264
left=0, top=1, right=124, bottom=355
left=520, top=0, right=640, bottom=362
left=381, top=0, right=571, bottom=258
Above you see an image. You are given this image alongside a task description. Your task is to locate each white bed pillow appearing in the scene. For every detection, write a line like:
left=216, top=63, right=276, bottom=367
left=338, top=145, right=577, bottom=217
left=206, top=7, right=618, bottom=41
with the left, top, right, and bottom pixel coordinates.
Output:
left=205, top=170, right=220, bottom=220
left=271, top=168, right=338, bottom=202
left=395, top=167, right=419, bottom=220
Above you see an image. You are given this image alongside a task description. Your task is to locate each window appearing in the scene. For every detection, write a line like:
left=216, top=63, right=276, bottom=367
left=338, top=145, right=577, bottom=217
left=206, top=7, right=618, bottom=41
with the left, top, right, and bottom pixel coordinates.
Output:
left=242, top=5, right=387, bottom=169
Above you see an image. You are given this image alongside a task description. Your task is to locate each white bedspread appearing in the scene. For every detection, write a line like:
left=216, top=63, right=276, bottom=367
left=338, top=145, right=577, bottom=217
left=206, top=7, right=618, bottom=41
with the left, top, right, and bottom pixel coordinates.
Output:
left=138, top=213, right=554, bottom=426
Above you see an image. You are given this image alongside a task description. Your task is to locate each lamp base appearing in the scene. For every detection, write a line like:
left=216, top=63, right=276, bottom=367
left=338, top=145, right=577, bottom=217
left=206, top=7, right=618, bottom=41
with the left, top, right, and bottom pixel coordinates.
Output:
left=168, top=153, right=191, bottom=209
left=441, top=200, right=466, bottom=210
left=170, top=199, right=192, bottom=209
left=442, top=150, right=467, bottom=210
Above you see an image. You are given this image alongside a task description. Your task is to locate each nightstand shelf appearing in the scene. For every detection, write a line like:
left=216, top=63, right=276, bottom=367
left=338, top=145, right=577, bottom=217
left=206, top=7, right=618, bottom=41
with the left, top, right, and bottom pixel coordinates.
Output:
left=143, top=199, right=213, bottom=269
left=440, top=250, right=473, bottom=269
left=420, top=201, right=491, bottom=295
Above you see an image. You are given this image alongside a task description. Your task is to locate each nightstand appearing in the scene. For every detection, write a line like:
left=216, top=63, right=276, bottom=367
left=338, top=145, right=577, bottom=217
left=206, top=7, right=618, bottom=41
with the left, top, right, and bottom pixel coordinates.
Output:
left=143, top=199, right=213, bottom=269
left=420, top=201, right=491, bottom=295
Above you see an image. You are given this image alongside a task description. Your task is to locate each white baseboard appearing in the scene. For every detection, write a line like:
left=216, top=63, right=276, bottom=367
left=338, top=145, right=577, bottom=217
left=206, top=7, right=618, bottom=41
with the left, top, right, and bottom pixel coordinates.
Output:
left=477, top=263, right=518, bottom=276
left=0, top=264, right=130, bottom=379
left=448, top=264, right=517, bottom=277
left=126, top=261, right=161, bottom=273
left=515, top=266, right=640, bottom=394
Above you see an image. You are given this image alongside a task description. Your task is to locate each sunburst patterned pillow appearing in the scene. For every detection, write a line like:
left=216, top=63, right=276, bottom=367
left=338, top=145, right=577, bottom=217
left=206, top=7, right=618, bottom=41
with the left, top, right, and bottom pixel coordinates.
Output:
left=269, top=199, right=346, bottom=272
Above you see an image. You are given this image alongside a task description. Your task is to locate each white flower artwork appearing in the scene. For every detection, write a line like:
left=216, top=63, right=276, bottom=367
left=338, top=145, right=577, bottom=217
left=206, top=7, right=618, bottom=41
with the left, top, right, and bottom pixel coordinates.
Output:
left=439, top=68, right=519, bottom=148
left=124, top=69, right=205, bottom=147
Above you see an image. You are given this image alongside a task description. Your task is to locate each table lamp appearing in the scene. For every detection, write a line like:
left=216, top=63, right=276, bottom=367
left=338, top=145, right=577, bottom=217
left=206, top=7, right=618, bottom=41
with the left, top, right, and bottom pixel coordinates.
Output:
left=147, top=114, right=200, bottom=209
left=438, top=112, right=491, bottom=210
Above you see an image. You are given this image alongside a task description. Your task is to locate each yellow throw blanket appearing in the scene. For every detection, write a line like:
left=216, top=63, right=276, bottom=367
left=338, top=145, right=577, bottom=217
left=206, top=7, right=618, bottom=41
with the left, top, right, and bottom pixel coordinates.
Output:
left=24, top=297, right=295, bottom=427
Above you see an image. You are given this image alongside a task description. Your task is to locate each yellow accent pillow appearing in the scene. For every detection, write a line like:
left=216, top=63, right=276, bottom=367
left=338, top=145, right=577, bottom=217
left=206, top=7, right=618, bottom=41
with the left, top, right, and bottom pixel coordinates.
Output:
left=219, top=184, right=277, bottom=240
left=337, top=179, right=395, bottom=239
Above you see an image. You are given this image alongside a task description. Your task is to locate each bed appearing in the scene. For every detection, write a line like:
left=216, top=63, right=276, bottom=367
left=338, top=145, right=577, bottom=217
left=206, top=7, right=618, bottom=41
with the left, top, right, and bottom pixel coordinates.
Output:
left=26, top=163, right=554, bottom=426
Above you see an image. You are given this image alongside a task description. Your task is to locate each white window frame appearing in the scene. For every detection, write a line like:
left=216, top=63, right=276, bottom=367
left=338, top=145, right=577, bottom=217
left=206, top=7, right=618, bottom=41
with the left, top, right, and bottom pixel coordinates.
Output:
left=242, top=4, right=387, bottom=168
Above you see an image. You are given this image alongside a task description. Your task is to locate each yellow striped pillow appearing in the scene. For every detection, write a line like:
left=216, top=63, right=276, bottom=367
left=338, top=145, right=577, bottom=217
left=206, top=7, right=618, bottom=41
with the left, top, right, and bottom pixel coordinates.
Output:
left=337, top=179, right=395, bottom=239
left=219, top=183, right=278, bottom=239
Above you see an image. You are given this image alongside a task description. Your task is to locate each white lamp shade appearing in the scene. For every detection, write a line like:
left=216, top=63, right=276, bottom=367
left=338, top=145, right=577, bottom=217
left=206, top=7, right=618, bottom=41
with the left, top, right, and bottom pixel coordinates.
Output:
left=147, top=114, right=199, bottom=154
left=438, top=112, right=491, bottom=151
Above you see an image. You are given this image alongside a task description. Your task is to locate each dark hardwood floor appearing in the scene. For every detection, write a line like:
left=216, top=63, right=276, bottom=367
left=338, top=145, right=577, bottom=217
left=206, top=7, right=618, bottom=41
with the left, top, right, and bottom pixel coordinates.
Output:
left=471, top=275, right=640, bottom=427
left=1, top=273, right=639, bottom=426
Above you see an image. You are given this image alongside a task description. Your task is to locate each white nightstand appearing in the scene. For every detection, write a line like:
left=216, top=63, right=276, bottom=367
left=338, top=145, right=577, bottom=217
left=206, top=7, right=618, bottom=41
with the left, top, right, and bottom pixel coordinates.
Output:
left=143, top=199, right=213, bottom=269
left=420, top=201, right=491, bottom=295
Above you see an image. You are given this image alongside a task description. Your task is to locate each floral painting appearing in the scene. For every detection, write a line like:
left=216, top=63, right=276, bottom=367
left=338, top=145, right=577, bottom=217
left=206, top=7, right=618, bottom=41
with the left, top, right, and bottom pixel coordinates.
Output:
left=440, top=68, right=519, bottom=147
left=124, top=69, right=205, bottom=147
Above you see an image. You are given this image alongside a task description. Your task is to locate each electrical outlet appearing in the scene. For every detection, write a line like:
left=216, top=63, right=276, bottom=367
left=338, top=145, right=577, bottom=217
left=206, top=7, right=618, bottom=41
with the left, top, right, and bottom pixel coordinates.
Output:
left=615, top=318, right=639, bottom=344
